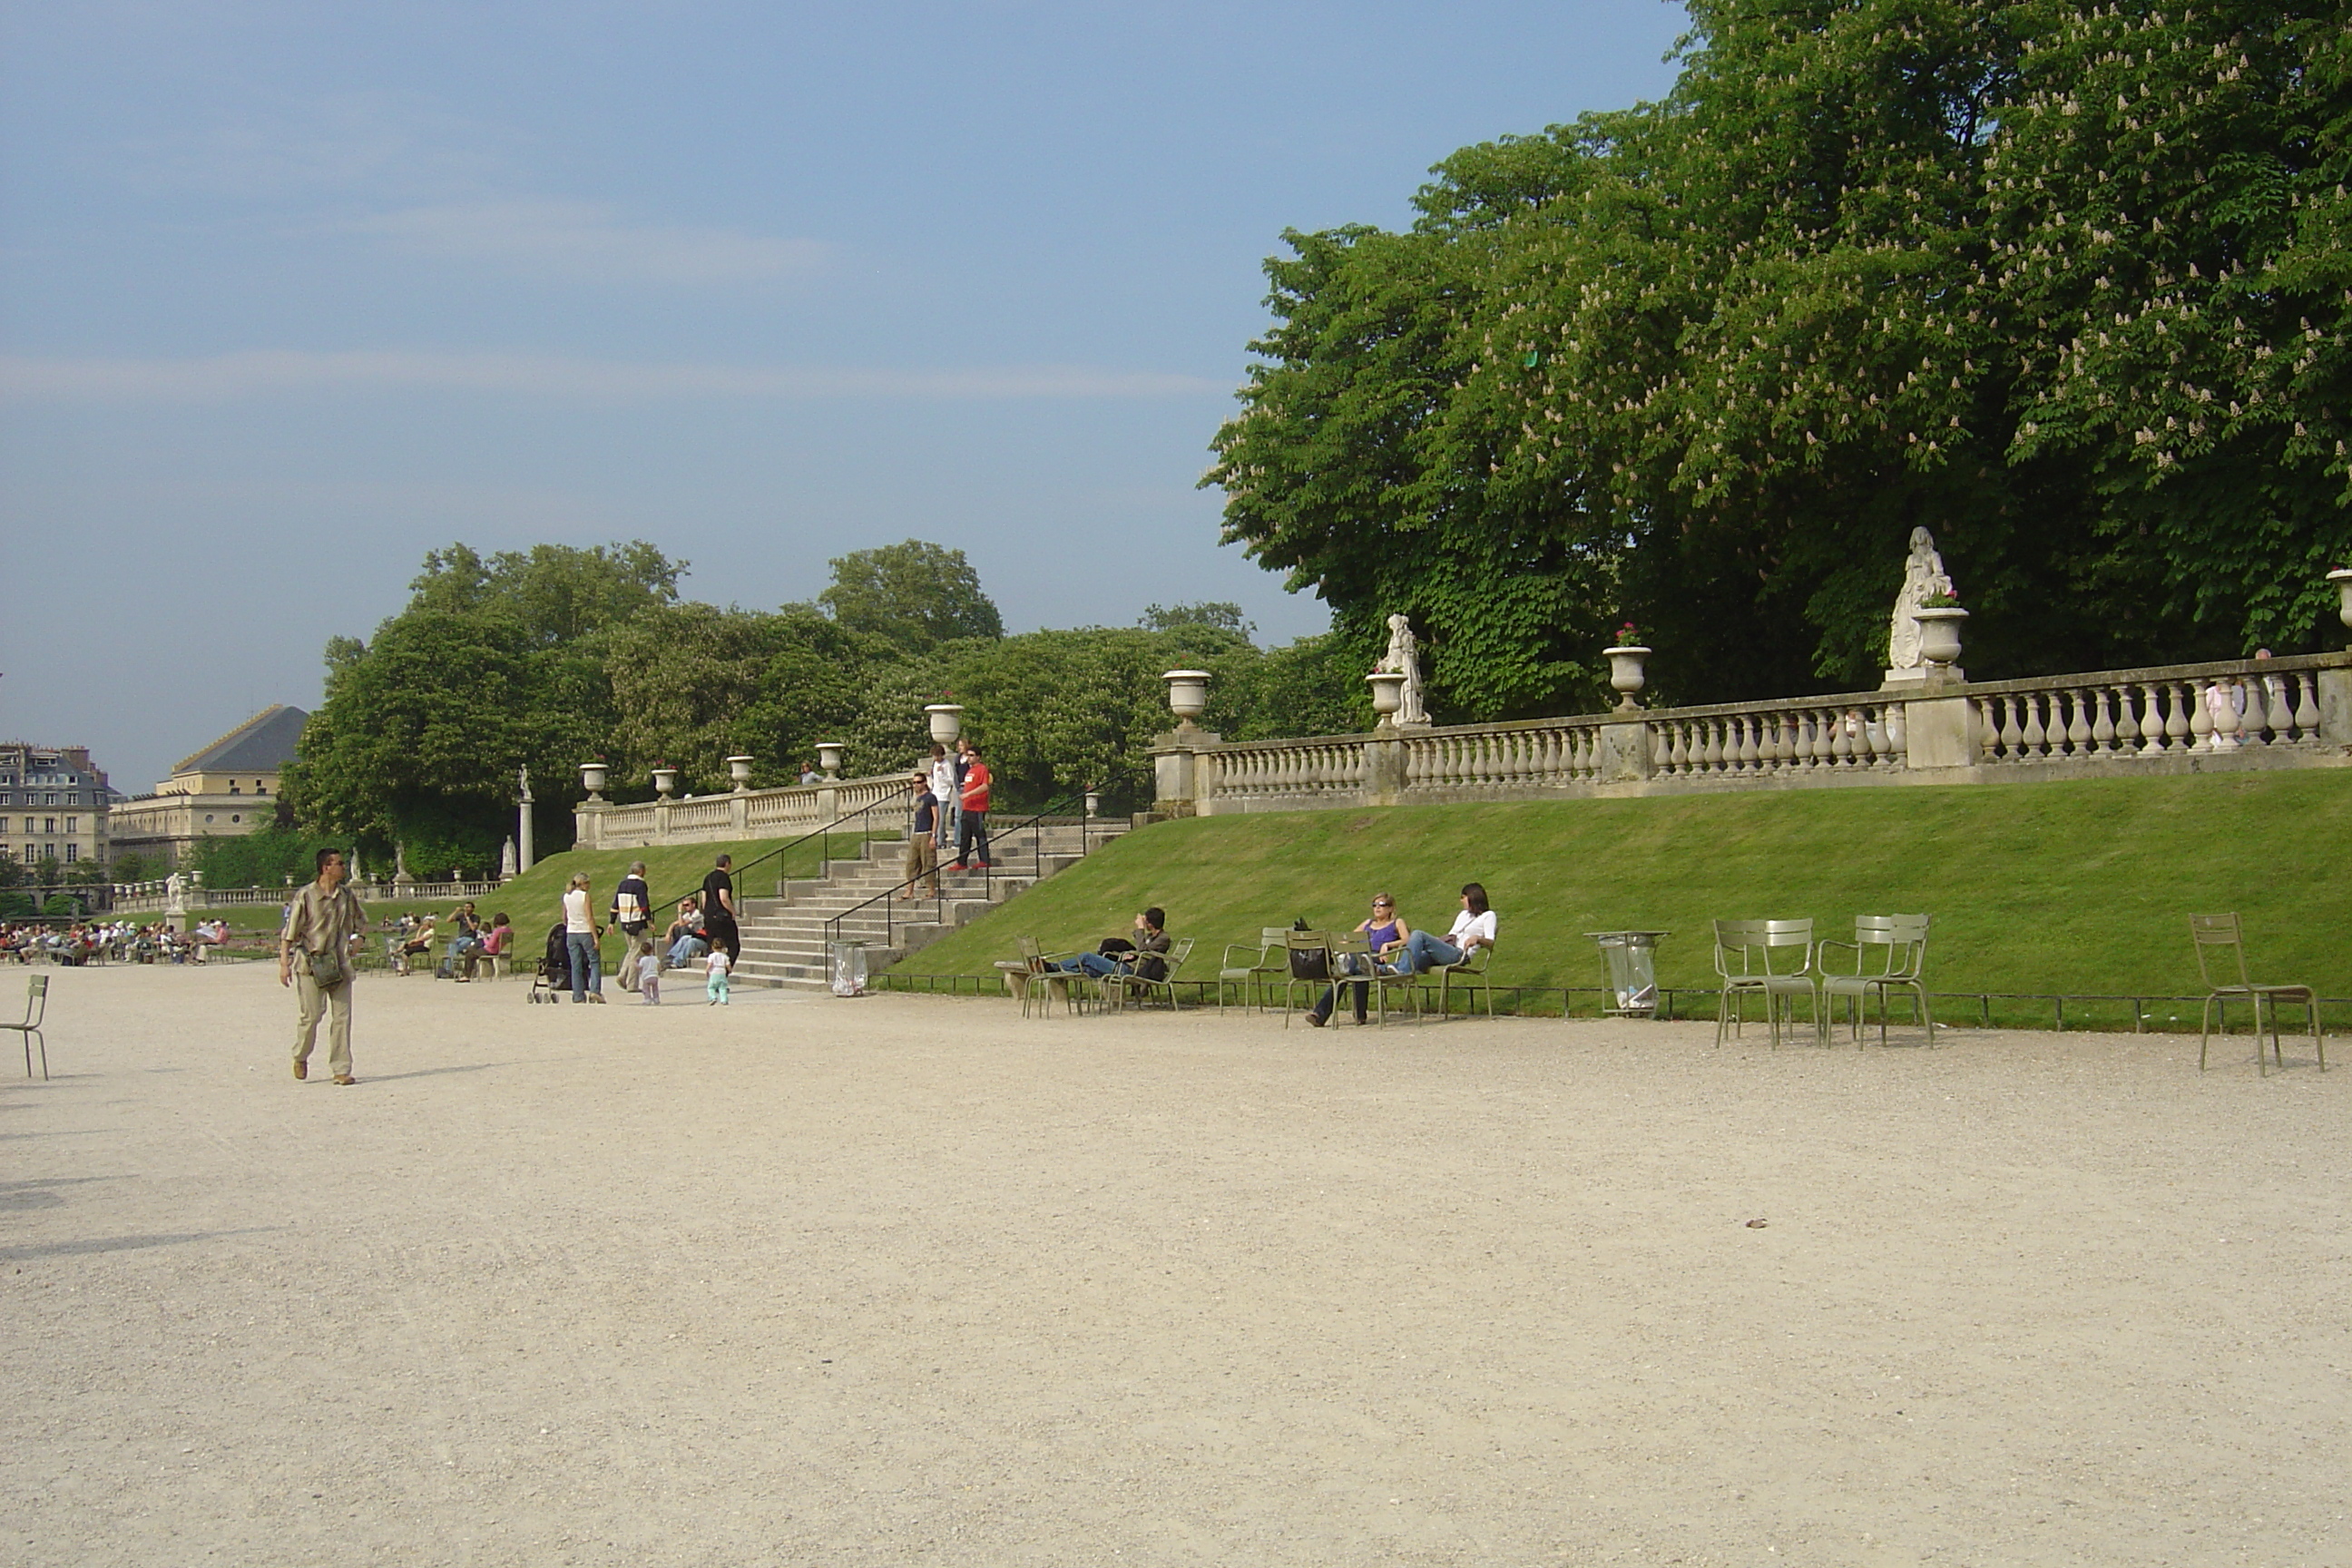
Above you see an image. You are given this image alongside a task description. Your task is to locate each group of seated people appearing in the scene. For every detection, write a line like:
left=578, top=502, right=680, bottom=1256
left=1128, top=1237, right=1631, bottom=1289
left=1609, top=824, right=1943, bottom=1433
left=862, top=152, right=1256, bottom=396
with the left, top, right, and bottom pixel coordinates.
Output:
left=1, top=918, right=230, bottom=965
left=1299, top=881, right=1495, bottom=1026
left=1030, top=882, right=1496, bottom=1024
left=389, top=903, right=514, bottom=979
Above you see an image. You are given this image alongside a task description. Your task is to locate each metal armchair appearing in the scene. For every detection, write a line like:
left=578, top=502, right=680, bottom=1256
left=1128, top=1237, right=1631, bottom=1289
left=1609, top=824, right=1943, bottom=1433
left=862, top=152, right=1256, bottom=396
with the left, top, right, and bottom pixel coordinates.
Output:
left=1711, top=918, right=1822, bottom=1047
left=1819, top=915, right=1935, bottom=1047
left=1218, top=927, right=1291, bottom=1014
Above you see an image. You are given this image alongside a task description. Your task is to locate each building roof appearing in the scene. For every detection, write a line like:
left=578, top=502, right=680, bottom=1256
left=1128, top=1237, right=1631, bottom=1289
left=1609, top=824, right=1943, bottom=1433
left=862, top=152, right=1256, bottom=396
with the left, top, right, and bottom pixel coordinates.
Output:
left=172, top=705, right=309, bottom=777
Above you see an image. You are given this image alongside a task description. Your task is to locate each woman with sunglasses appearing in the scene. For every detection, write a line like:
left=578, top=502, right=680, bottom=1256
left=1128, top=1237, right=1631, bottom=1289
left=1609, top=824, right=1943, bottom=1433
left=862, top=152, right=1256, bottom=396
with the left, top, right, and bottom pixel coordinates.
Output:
left=1306, top=893, right=1412, bottom=1027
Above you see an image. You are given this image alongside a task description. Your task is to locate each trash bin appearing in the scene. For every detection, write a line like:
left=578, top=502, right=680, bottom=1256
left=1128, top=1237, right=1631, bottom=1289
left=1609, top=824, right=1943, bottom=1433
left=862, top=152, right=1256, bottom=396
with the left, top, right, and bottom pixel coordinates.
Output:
left=1586, top=930, right=1668, bottom=1017
left=828, top=941, right=868, bottom=997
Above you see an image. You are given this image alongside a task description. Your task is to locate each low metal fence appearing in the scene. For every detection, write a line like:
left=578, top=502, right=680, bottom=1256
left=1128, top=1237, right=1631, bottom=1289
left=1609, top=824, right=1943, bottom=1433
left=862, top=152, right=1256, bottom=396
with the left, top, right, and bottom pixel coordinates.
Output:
left=866, top=975, right=2349, bottom=1034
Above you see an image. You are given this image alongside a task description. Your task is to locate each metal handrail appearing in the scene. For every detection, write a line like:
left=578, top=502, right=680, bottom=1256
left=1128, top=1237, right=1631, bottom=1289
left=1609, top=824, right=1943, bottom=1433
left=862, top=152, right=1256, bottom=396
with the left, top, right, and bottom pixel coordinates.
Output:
left=649, top=791, right=906, bottom=926
left=823, top=788, right=1097, bottom=951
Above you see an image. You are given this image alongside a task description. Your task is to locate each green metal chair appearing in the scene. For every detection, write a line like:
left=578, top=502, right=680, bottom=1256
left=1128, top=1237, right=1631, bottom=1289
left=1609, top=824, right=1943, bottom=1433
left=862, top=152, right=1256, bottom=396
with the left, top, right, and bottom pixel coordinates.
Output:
left=1711, top=918, right=1822, bottom=1047
left=1819, top=915, right=1935, bottom=1047
left=1012, top=935, right=1088, bottom=1019
left=1318, top=934, right=1415, bottom=1025
left=1436, top=944, right=1496, bottom=1019
left=1099, top=937, right=1195, bottom=1012
left=2190, top=914, right=2322, bottom=1074
left=1218, top=927, right=1290, bottom=1014
left=4, top=974, right=48, bottom=1080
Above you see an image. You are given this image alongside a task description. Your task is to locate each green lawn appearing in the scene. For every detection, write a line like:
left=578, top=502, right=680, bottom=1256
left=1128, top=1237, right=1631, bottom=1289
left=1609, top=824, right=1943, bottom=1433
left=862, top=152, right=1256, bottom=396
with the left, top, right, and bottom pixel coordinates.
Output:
left=898, top=770, right=2352, bottom=1027
left=197, top=829, right=897, bottom=945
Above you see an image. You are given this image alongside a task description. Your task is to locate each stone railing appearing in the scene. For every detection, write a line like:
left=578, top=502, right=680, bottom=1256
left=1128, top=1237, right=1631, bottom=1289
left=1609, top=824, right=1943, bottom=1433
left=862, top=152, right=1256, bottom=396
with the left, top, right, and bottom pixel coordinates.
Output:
left=110, top=878, right=509, bottom=914
left=1157, top=652, right=2351, bottom=816
left=1967, top=659, right=2330, bottom=765
left=577, top=772, right=908, bottom=850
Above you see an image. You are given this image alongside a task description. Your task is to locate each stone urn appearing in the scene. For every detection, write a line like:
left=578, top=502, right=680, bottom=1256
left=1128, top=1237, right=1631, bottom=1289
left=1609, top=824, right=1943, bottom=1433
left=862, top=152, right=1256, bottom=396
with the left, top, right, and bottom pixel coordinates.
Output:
left=580, top=761, right=608, bottom=800
left=1602, top=645, right=1651, bottom=711
left=1083, top=791, right=1101, bottom=818
left=651, top=768, right=679, bottom=799
left=1913, top=608, right=1968, bottom=669
left=1367, top=671, right=1407, bottom=723
left=2328, top=568, right=2352, bottom=632
left=817, top=743, right=845, bottom=779
left=726, top=755, right=755, bottom=791
left=1162, top=670, right=1211, bottom=727
left=925, top=703, right=965, bottom=745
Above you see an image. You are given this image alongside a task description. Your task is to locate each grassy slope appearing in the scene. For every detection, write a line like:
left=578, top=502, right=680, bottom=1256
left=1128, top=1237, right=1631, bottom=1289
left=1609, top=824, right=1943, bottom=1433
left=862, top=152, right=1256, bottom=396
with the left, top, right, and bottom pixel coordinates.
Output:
left=903, top=770, right=2352, bottom=1018
left=202, top=830, right=897, bottom=941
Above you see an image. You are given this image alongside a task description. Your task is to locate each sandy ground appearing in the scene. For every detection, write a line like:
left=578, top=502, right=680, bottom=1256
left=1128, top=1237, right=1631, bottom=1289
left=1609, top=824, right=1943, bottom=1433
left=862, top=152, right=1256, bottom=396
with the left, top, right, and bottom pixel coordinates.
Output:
left=1, top=964, right=2346, bottom=1568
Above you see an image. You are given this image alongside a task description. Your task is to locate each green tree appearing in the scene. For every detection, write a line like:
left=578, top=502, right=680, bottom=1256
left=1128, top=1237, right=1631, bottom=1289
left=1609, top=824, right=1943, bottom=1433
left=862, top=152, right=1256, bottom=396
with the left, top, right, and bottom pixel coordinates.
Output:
left=1208, top=0, right=2352, bottom=712
left=285, top=543, right=680, bottom=865
left=1140, top=601, right=1253, bottom=635
left=818, top=540, right=1004, bottom=653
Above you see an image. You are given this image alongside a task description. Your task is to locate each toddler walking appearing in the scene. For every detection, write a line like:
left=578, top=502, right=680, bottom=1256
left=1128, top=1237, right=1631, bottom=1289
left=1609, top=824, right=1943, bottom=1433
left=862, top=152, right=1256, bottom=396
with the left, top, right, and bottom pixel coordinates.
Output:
left=637, top=949, right=662, bottom=1004
left=705, top=947, right=730, bottom=1004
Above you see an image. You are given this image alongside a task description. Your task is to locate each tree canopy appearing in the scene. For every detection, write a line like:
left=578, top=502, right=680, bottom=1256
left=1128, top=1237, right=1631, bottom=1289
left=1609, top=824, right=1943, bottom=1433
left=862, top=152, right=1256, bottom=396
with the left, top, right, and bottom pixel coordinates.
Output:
left=817, top=539, right=1005, bottom=652
left=1206, top=0, right=2352, bottom=718
left=281, top=540, right=1351, bottom=868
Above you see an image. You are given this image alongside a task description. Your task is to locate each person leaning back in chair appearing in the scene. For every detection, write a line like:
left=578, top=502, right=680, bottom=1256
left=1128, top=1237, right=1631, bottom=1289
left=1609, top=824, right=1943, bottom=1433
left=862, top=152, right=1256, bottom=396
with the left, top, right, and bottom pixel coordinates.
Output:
left=1053, top=907, right=1171, bottom=982
left=1391, top=882, right=1497, bottom=976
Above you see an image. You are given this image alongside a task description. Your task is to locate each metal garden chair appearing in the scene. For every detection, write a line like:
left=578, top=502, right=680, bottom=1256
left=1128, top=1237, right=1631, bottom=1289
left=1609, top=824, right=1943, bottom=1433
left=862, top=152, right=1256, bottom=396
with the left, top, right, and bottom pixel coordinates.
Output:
left=1711, top=918, right=1822, bottom=1047
left=1099, top=937, right=1195, bottom=1012
left=2190, top=914, right=2322, bottom=1074
left=1281, top=930, right=1335, bottom=1029
left=5, top=974, right=49, bottom=1080
left=1218, top=927, right=1290, bottom=1014
left=1436, top=944, right=1496, bottom=1019
left=1819, top=914, right=1935, bottom=1047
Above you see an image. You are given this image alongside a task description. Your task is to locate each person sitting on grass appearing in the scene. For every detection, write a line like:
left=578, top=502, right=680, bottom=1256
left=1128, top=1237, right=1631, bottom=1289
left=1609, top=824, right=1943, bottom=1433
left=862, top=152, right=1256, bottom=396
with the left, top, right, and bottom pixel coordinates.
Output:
left=1305, top=893, right=1413, bottom=1027
left=1390, top=882, right=1496, bottom=975
left=1053, top=908, right=1172, bottom=982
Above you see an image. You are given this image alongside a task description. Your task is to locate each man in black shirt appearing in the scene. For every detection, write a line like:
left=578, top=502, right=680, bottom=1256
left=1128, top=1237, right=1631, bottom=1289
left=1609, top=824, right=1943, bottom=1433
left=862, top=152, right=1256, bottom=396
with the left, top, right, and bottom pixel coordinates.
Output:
left=700, top=854, right=740, bottom=965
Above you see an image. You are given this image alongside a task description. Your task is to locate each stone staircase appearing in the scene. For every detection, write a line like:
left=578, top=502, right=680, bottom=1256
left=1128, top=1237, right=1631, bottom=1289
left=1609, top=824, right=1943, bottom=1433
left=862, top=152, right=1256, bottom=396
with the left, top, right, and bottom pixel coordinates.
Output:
left=731, top=818, right=1130, bottom=989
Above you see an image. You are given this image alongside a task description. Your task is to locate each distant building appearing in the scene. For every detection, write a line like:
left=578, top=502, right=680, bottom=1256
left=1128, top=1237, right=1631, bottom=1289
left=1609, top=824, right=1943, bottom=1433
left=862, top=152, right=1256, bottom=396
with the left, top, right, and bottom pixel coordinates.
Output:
left=0, top=743, right=112, bottom=871
left=106, top=705, right=309, bottom=872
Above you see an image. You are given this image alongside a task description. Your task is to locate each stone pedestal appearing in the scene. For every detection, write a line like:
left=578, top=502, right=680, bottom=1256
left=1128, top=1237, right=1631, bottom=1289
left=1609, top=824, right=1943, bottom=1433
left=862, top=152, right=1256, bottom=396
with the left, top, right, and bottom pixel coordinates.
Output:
left=1366, top=730, right=1407, bottom=805
left=1900, top=690, right=1978, bottom=770
left=1595, top=718, right=1653, bottom=783
left=2317, top=661, right=2352, bottom=745
left=1151, top=728, right=1220, bottom=816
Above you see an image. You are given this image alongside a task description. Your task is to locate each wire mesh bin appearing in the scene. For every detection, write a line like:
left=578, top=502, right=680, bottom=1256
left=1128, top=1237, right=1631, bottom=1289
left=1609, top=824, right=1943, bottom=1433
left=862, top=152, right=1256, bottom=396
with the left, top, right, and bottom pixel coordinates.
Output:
left=828, top=941, right=868, bottom=997
left=1586, top=930, right=1669, bottom=1017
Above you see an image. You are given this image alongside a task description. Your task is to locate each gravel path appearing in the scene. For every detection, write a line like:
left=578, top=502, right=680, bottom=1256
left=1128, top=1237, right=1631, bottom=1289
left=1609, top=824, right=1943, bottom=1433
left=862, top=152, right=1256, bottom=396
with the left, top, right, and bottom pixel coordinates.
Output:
left=4, top=964, right=2346, bottom=1566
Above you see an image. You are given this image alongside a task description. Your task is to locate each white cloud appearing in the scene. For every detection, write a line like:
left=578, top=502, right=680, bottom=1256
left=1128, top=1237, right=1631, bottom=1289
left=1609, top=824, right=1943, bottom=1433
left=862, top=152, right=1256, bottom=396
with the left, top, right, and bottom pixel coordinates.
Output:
left=342, top=199, right=829, bottom=286
left=0, top=349, right=1223, bottom=402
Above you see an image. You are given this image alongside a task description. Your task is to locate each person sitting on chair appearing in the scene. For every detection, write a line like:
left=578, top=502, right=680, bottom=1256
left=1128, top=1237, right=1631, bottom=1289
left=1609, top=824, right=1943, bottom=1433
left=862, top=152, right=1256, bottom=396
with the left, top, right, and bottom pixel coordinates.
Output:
left=1391, top=883, right=1497, bottom=975
left=1054, top=908, right=1171, bottom=981
left=1305, top=893, right=1413, bottom=1027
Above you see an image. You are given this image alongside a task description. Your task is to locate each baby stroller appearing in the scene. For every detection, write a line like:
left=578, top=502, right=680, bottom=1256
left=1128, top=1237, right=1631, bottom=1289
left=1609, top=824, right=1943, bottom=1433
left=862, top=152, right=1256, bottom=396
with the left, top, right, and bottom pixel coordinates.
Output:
left=528, top=921, right=572, bottom=1004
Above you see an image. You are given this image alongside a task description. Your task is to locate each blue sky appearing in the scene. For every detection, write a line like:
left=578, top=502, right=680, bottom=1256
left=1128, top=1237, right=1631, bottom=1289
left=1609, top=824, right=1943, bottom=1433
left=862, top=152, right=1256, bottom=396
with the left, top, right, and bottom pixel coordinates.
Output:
left=1, top=0, right=1688, bottom=793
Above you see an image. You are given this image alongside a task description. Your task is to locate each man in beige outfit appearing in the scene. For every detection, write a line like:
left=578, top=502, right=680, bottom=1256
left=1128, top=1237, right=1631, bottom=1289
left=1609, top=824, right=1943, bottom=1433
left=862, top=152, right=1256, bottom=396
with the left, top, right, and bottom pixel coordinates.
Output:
left=279, top=847, right=368, bottom=1085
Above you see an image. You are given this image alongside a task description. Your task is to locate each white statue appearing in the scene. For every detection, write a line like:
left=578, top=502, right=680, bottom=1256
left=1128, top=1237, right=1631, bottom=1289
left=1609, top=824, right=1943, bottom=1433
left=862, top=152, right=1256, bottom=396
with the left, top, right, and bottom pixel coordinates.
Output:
left=163, top=871, right=187, bottom=913
left=1377, top=613, right=1430, bottom=727
left=500, top=837, right=519, bottom=879
left=1886, top=526, right=1957, bottom=675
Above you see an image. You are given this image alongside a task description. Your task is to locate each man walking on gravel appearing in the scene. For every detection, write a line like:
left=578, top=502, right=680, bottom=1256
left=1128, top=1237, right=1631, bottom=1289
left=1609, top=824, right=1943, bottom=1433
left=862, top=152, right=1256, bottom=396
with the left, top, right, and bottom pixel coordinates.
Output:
left=279, top=847, right=368, bottom=1085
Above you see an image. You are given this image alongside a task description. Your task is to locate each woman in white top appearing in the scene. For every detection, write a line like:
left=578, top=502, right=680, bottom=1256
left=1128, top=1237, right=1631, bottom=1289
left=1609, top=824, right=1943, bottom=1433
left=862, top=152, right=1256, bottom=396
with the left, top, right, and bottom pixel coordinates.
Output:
left=1393, top=882, right=1498, bottom=975
left=561, top=873, right=606, bottom=1003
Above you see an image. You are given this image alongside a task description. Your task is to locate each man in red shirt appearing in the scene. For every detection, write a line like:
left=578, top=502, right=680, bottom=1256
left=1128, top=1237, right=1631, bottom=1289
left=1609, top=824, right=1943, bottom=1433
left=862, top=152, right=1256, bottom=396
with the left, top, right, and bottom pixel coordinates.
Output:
left=952, top=742, right=993, bottom=870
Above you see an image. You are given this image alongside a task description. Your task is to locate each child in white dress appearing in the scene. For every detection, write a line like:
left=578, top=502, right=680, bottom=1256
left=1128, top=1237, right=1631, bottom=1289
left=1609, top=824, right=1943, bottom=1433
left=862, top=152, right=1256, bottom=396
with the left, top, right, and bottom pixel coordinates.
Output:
left=705, top=948, right=730, bottom=1004
left=637, top=950, right=662, bottom=1004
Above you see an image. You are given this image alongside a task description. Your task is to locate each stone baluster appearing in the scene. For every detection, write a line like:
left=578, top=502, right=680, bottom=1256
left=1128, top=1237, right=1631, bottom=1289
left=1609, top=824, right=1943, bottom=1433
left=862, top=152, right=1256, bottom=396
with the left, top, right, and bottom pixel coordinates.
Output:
left=2187, top=682, right=2214, bottom=749
left=2293, top=672, right=2322, bottom=740
left=2088, top=687, right=2116, bottom=752
left=2017, top=693, right=2046, bottom=758
left=2110, top=686, right=2140, bottom=752
left=2240, top=680, right=2270, bottom=745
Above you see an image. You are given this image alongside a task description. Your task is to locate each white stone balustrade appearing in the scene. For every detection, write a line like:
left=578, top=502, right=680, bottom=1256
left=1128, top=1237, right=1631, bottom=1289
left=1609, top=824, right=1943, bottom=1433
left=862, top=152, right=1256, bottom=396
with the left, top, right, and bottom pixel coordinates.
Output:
left=1155, top=651, right=2351, bottom=816
left=1969, top=661, right=2328, bottom=764
left=1401, top=718, right=1608, bottom=793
